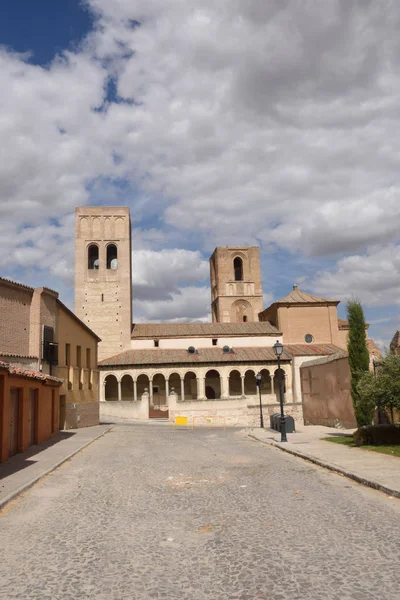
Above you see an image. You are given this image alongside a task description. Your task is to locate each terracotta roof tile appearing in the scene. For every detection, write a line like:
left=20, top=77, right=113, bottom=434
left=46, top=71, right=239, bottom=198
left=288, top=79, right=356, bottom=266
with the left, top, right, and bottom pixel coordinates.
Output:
left=0, top=360, right=62, bottom=384
left=99, top=344, right=341, bottom=367
left=131, top=321, right=280, bottom=338
left=273, top=287, right=339, bottom=305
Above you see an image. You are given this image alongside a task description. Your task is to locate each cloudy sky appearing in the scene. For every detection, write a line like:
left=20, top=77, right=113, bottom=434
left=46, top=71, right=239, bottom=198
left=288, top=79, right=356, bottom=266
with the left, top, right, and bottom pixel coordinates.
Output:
left=1, top=0, right=400, bottom=347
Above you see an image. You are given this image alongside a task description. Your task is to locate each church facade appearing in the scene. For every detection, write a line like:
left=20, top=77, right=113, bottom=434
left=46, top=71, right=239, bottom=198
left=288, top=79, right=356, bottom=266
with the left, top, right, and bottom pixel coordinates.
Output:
left=75, top=206, right=357, bottom=427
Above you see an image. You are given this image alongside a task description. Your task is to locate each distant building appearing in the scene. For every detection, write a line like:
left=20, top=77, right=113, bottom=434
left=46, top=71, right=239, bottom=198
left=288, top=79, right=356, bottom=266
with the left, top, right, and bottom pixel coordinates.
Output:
left=74, top=206, right=378, bottom=427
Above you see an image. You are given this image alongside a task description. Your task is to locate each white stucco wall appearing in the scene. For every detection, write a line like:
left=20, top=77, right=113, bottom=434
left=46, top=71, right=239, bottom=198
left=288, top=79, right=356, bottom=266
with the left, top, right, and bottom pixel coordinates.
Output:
left=131, top=334, right=283, bottom=350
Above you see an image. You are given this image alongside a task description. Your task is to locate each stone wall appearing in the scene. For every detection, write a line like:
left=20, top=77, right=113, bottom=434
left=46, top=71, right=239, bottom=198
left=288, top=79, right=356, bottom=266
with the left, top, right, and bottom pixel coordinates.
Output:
left=300, top=355, right=356, bottom=429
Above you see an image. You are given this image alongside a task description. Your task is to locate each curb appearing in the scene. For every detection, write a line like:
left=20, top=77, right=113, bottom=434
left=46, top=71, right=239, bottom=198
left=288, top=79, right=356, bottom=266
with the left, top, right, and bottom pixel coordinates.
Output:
left=248, top=434, right=400, bottom=500
left=0, top=426, right=113, bottom=510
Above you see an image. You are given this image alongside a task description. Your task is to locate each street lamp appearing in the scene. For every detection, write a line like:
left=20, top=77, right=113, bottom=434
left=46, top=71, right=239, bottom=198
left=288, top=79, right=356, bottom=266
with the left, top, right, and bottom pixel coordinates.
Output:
left=273, top=340, right=287, bottom=443
left=256, top=371, right=264, bottom=429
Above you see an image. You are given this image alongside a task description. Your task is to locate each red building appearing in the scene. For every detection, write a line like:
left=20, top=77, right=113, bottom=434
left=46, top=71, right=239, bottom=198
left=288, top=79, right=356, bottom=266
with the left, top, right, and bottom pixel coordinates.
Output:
left=0, top=360, right=62, bottom=463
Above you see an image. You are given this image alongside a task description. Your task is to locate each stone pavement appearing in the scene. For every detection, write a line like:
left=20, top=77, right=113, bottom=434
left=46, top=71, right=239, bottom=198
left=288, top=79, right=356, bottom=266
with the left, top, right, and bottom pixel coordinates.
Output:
left=0, top=424, right=399, bottom=600
left=0, top=424, right=111, bottom=509
left=247, top=425, right=400, bottom=499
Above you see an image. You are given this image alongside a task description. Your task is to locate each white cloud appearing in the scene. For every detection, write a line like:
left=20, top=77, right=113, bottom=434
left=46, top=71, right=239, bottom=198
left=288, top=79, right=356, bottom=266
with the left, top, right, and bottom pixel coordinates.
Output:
left=132, top=248, right=209, bottom=302
left=134, top=286, right=210, bottom=322
left=309, top=246, right=400, bottom=307
left=1, top=0, right=400, bottom=336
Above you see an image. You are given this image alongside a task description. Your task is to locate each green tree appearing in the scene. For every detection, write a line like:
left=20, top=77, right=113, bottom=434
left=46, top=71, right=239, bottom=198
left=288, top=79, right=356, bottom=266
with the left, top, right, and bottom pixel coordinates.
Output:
left=346, top=298, right=371, bottom=426
left=358, top=353, right=400, bottom=422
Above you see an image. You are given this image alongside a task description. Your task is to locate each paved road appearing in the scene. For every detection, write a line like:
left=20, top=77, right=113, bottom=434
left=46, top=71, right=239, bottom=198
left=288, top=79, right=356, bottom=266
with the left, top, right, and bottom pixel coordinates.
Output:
left=0, top=424, right=399, bottom=600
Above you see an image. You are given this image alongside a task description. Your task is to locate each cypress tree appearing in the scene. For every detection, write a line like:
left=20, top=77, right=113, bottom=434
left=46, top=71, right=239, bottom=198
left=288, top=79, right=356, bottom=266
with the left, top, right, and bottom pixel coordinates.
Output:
left=346, top=298, right=371, bottom=427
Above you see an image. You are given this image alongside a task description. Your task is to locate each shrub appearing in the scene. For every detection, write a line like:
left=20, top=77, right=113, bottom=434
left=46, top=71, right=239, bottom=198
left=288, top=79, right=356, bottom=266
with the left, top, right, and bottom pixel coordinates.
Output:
left=353, top=424, right=400, bottom=446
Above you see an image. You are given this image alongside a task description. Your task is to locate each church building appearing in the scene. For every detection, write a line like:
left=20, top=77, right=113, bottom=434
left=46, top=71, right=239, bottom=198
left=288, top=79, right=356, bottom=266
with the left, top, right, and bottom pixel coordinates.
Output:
left=75, top=206, right=359, bottom=427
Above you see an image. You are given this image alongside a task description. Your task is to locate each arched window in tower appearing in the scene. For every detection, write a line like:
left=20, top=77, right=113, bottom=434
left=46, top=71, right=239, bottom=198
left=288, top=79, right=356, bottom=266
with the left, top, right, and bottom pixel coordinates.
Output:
left=234, top=257, right=243, bottom=281
left=88, top=244, right=99, bottom=270
left=107, top=244, right=118, bottom=269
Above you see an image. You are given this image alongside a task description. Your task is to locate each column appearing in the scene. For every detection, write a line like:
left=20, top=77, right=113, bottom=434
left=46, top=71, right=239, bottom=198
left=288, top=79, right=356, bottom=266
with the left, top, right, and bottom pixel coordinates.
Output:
left=165, top=378, right=169, bottom=402
left=241, top=375, right=245, bottom=397
left=270, top=373, right=274, bottom=395
left=220, top=373, right=229, bottom=399
left=117, top=379, right=122, bottom=402
left=102, top=380, right=107, bottom=401
left=133, top=380, right=137, bottom=402
left=149, top=380, right=153, bottom=404
left=197, top=376, right=205, bottom=400
left=180, top=377, right=185, bottom=402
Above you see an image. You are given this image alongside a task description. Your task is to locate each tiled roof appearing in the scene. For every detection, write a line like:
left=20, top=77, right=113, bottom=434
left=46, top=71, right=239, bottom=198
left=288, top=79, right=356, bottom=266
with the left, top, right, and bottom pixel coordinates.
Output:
left=338, top=318, right=369, bottom=330
left=131, top=321, right=280, bottom=339
left=99, top=344, right=341, bottom=367
left=283, top=344, right=345, bottom=357
left=0, top=276, right=34, bottom=292
left=0, top=360, right=63, bottom=384
left=273, top=286, right=339, bottom=305
left=367, top=338, right=382, bottom=359
left=0, top=352, right=38, bottom=360
left=338, top=318, right=349, bottom=329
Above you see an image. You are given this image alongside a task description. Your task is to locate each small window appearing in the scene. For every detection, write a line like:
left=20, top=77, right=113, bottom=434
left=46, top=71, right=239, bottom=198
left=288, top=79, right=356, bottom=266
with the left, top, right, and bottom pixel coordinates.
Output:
left=154, top=340, right=159, bottom=348
left=212, top=339, right=218, bottom=346
left=243, top=315, right=248, bottom=322
left=234, top=257, right=243, bottom=281
left=305, top=334, right=314, bottom=344
left=65, top=343, right=70, bottom=366
left=77, top=345, right=82, bottom=368
left=86, top=348, right=91, bottom=369
left=107, top=244, right=118, bottom=269
left=88, top=244, right=99, bottom=269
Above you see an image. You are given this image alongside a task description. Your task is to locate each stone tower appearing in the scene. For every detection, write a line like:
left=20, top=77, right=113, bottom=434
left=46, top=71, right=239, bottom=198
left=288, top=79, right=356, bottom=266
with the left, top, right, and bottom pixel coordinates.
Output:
left=209, top=247, right=264, bottom=323
left=75, top=207, right=132, bottom=361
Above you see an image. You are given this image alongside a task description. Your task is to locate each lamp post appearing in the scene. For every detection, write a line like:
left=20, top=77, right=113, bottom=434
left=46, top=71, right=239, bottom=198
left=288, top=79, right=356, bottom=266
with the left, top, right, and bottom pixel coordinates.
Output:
left=273, top=340, right=287, bottom=443
left=256, top=372, right=264, bottom=429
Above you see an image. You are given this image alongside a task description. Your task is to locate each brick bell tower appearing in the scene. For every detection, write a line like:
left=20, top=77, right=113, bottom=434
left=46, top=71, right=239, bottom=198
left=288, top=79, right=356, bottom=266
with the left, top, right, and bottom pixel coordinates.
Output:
left=75, top=207, right=132, bottom=361
left=210, top=246, right=264, bottom=323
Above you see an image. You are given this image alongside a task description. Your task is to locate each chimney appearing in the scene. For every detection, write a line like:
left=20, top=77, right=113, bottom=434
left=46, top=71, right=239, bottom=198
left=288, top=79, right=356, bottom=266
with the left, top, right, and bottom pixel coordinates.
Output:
left=293, top=284, right=298, bottom=290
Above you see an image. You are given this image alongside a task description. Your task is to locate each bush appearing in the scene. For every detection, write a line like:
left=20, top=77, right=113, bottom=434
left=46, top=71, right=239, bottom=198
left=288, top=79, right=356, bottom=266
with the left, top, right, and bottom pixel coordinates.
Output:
left=353, top=424, right=400, bottom=446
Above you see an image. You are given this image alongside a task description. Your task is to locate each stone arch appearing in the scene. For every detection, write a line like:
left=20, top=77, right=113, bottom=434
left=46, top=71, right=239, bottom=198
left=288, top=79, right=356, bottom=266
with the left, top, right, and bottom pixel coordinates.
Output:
left=80, top=217, right=90, bottom=236
left=115, top=217, right=125, bottom=238
left=88, top=244, right=99, bottom=270
left=168, top=372, right=181, bottom=399
left=121, top=374, right=134, bottom=401
left=107, top=243, right=118, bottom=269
left=104, top=217, right=113, bottom=239
left=258, top=368, right=272, bottom=394
left=273, top=368, right=286, bottom=399
left=205, top=369, right=221, bottom=399
left=184, top=371, right=197, bottom=400
left=104, top=374, right=118, bottom=401
left=233, top=257, right=243, bottom=281
left=230, top=299, right=253, bottom=323
left=229, top=369, right=242, bottom=397
left=92, top=217, right=101, bottom=238
left=137, top=373, right=150, bottom=398
left=152, top=373, right=167, bottom=406
left=244, top=369, right=257, bottom=396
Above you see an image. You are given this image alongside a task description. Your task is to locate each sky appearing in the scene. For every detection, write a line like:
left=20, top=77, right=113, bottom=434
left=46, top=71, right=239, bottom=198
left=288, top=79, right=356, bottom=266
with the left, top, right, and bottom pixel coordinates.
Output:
left=1, top=0, right=400, bottom=348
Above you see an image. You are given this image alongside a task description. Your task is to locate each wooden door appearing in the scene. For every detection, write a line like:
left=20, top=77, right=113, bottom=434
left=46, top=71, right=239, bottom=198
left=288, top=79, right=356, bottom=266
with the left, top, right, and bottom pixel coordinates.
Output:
left=59, top=395, right=66, bottom=430
left=9, top=388, right=19, bottom=457
left=28, top=389, right=37, bottom=447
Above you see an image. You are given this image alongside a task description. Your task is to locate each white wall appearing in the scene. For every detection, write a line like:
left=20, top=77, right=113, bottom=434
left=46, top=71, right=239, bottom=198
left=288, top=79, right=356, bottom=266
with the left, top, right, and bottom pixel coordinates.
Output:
left=131, top=334, right=283, bottom=350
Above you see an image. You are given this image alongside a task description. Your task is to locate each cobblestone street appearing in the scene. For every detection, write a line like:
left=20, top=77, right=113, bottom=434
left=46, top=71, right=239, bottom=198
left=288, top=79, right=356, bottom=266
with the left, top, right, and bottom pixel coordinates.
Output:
left=1, top=424, right=399, bottom=600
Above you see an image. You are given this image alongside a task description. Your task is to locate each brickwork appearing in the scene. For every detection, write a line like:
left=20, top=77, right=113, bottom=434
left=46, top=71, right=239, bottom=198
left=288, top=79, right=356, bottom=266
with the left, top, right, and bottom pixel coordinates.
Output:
left=74, top=207, right=132, bottom=361
left=0, top=280, right=32, bottom=356
left=210, top=247, right=263, bottom=323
